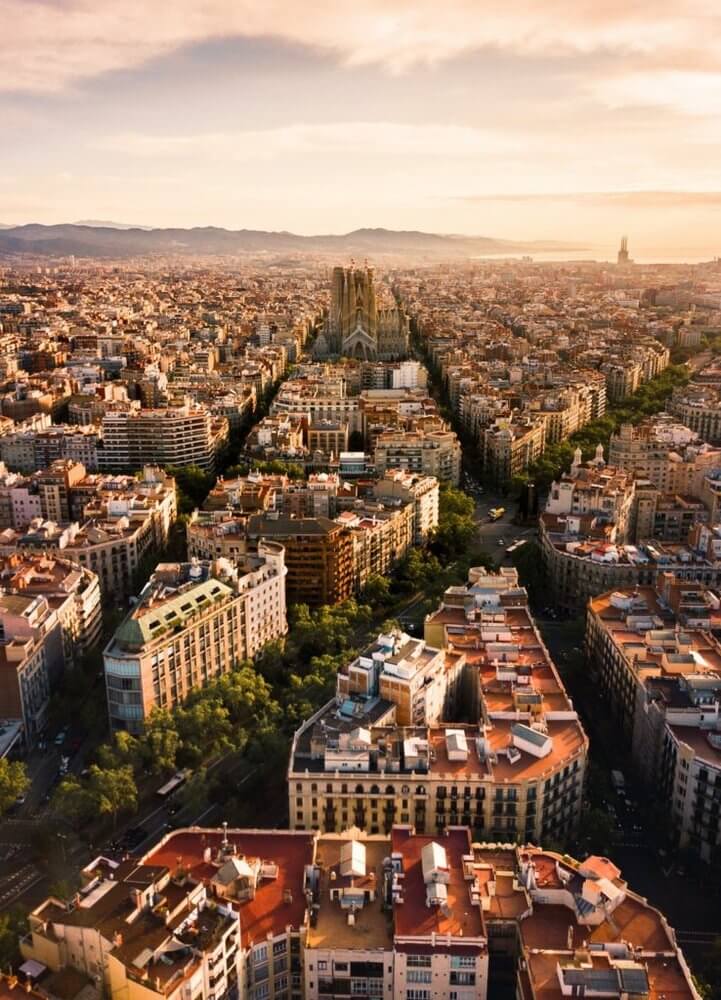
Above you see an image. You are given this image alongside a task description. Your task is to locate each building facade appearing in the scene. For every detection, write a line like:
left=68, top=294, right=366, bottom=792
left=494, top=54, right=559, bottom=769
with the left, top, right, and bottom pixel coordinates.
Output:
left=104, top=548, right=287, bottom=732
left=20, top=826, right=701, bottom=1000
left=314, top=265, right=409, bottom=361
left=585, top=579, right=721, bottom=861
left=289, top=569, right=588, bottom=846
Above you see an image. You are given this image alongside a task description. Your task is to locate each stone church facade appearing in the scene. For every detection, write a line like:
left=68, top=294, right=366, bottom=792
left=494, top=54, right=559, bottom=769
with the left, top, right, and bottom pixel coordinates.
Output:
left=314, top=264, right=409, bottom=360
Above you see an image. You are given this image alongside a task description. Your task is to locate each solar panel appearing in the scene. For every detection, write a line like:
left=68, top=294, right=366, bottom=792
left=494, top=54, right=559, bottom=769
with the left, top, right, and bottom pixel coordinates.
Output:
left=620, top=967, right=650, bottom=993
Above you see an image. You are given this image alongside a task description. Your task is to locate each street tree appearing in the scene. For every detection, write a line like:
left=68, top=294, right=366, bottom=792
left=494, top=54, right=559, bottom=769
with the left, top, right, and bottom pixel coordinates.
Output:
left=89, top=764, right=138, bottom=828
left=52, top=776, right=97, bottom=825
left=0, top=758, right=29, bottom=816
left=143, top=709, right=181, bottom=774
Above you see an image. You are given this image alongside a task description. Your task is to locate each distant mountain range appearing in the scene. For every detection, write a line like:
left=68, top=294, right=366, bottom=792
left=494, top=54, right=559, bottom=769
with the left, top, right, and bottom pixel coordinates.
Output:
left=74, top=219, right=154, bottom=230
left=0, top=223, right=583, bottom=259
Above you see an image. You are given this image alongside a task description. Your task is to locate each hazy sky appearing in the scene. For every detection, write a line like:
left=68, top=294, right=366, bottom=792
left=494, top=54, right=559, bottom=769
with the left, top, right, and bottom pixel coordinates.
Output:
left=2, top=0, right=721, bottom=249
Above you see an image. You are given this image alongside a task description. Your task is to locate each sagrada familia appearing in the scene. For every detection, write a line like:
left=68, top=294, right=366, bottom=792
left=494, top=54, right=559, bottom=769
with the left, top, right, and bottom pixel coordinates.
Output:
left=313, top=263, right=410, bottom=360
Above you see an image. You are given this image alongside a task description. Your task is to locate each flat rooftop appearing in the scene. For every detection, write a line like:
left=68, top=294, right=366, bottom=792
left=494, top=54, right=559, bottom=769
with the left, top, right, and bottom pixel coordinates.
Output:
left=307, top=836, right=393, bottom=951
left=143, top=828, right=316, bottom=946
left=392, top=827, right=485, bottom=943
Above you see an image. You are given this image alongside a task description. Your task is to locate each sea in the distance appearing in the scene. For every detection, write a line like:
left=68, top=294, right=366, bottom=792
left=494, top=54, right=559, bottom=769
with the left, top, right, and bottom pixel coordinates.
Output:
left=473, top=247, right=720, bottom=265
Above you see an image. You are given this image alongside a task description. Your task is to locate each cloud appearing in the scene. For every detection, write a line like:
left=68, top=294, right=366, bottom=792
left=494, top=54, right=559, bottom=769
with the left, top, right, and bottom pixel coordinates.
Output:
left=591, top=70, right=721, bottom=116
left=456, top=190, right=721, bottom=208
left=1, top=0, right=719, bottom=94
left=94, top=121, right=525, bottom=161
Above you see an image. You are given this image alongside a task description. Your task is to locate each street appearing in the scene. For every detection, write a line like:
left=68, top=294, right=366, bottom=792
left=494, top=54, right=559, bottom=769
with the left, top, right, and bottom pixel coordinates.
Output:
left=462, top=472, right=535, bottom=562
left=538, top=614, right=721, bottom=956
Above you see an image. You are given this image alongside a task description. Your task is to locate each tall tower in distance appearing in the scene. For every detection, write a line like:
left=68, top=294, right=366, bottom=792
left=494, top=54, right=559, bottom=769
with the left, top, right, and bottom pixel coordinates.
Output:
left=617, top=235, right=630, bottom=265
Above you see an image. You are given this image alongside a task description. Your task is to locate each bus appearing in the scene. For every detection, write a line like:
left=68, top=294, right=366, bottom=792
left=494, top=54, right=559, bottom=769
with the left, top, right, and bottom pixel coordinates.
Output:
left=156, top=769, right=190, bottom=799
left=489, top=507, right=505, bottom=521
left=506, top=539, right=527, bottom=555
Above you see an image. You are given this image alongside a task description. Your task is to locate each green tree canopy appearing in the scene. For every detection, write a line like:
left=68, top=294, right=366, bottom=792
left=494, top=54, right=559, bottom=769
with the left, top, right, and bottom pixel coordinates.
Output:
left=361, top=574, right=391, bottom=607
left=166, top=465, right=215, bottom=514
left=0, top=758, right=29, bottom=815
left=88, top=764, right=138, bottom=828
left=52, top=775, right=98, bottom=825
left=0, top=906, right=27, bottom=971
left=143, top=710, right=181, bottom=774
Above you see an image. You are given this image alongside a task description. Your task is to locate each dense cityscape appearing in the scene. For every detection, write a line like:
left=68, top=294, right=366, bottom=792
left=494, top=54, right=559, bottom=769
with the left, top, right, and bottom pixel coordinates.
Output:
left=0, top=245, right=716, bottom=1000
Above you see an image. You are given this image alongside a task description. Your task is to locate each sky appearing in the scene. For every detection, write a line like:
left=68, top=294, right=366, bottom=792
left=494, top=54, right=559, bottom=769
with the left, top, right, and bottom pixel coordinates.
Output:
left=1, top=0, right=721, bottom=251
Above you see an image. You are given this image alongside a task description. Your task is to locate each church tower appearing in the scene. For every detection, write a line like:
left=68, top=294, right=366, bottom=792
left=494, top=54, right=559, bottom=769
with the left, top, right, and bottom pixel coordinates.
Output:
left=617, top=236, right=630, bottom=265
left=316, top=262, right=409, bottom=360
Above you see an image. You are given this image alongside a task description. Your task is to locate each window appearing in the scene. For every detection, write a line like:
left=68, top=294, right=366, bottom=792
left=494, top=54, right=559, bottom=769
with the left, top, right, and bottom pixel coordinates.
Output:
left=407, top=970, right=431, bottom=984
left=407, top=955, right=432, bottom=968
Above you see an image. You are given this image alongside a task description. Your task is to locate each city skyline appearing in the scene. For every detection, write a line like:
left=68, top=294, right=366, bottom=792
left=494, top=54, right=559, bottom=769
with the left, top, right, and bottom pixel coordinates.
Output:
left=2, top=1, right=721, bottom=253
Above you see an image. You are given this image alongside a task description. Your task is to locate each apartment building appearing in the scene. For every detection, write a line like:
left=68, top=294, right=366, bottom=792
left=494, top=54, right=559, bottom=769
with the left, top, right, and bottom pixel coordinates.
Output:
left=244, top=414, right=307, bottom=461
left=307, top=420, right=349, bottom=458
left=0, top=465, right=176, bottom=601
left=540, top=512, right=721, bottom=613
left=608, top=417, right=721, bottom=495
left=0, top=424, right=102, bottom=473
left=20, top=848, right=243, bottom=1000
left=667, top=384, right=721, bottom=444
left=186, top=513, right=256, bottom=563
left=289, top=569, right=587, bottom=846
left=100, top=405, right=227, bottom=473
left=0, top=462, right=176, bottom=537
left=0, top=591, right=62, bottom=745
left=374, top=428, right=461, bottom=485
left=336, top=500, right=414, bottom=592
left=70, top=465, right=177, bottom=542
left=482, top=415, right=546, bottom=485
left=19, top=827, right=701, bottom=1000
left=305, top=826, right=488, bottom=1000
left=585, top=580, right=721, bottom=862
left=372, top=470, right=439, bottom=543
left=271, top=380, right=360, bottom=432
left=545, top=457, right=638, bottom=539
left=541, top=457, right=721, bottom=611
left=336, top=631, right=460, bottom=727
left=190, top=476, right=432, bottom=605
left=6, top=510, right=158, bottom=603
left=357, top=388, right=438, bottom=445
left=0, top=552, right=102, bottom=661
left=104, top=549, right=287, bottom=732
left=600, top=360, right=643, bottom=401
left=246, top=514, right=354, bottom=607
